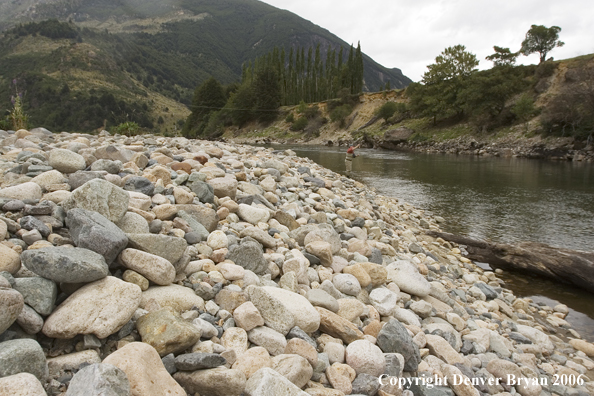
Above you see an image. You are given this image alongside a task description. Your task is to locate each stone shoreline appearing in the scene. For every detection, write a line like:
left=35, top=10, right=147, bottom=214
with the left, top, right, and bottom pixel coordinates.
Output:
left=237, top=132, right=594, bottom=163
left=1, top=127, right=593, bottom=396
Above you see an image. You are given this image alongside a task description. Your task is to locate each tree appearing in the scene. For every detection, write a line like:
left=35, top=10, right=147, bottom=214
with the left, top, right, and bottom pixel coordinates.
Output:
left=182, top=77, right=226, bottom=137
left=486, top=46, right=519, bottom=67
left=253, top=66, right=281, bottom=123
left=520, top=25, right=564, bottom=64
left=423, top=44, right=479, bottom=84
left=410, top=45, right=479, bottom=123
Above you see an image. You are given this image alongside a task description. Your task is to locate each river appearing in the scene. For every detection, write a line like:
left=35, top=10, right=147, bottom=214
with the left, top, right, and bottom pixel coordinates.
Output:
left=269, top=144, right=594, bottom=341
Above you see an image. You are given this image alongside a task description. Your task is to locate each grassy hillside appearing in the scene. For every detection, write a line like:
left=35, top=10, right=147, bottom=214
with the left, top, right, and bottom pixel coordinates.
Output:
left=0, top=0, right=412, bottom=133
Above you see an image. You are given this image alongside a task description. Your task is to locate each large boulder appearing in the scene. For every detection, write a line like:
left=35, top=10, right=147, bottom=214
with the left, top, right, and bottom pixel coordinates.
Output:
left=0, top=339, right=48, bottom=381
left=377, top=319, right=421, bottom=372
left=65, top=363, right=130, bottom=396
left=103, top=342, right=186, bottom=396
left=43, top=276, right=141, bottom=339
left=48, top=148, right=86, bottom=173
left=21, top=246, right=109, bottom=283
left=228, top=240, right=268, bottom=275
left=62, top=179, right=130, bottom=223
left=380, top=127, right=414, bottom=149
left=126, top=233, right=187, bottom=265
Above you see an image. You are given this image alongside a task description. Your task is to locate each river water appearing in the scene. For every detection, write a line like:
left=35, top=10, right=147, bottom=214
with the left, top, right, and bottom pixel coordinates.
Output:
left=270, top=144, right=594, bottom=340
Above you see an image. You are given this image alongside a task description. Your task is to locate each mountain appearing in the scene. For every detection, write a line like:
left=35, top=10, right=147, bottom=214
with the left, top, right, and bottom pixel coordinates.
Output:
left=0, top=0, right=412, bottom=133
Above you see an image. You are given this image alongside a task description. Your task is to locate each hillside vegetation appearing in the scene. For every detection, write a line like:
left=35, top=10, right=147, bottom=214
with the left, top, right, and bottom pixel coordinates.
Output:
left=223, top=54, right=594, bottom=155
left=0, top=0, right=411, bottom=134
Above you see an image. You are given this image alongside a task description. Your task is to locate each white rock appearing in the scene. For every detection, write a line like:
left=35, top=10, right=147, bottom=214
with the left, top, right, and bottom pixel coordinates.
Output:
left=259, top=286, right=321, bottom=333
left=386, top=260, right=431, bottom=297
left=244, top=367, right=309, bottom=396
left=237, top=204, right=270, bottom=225
left=248, top=326, right=287, bottom=356
left=43, top=276, right=141, bottom=339
left=345, top=339, right=385, bottom=377
left=0, top=182, right=42, bottom=201
left=369, top=288, right=398, bottom=316
left=207, top=230, right=229, bottom=250
left=49, top=148, right=86, bottom=173
left=118, top=248, right=175, bottom=286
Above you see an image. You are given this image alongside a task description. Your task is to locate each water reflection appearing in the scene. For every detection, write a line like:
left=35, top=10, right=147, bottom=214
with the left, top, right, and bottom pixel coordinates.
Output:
left=270, top=144, right=594, bottom=340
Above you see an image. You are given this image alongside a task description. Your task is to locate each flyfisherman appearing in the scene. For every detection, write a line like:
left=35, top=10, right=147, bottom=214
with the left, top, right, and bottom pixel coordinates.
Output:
left=345, top=143, right=360, bottom=172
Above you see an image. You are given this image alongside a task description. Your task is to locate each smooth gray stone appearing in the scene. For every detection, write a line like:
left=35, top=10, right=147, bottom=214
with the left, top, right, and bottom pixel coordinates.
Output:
left=0, top=339, right=48, bottom=380
left=474, top=282, right=498, bottom=300
left=126, top=233, right=187, bottom=264
left=21, top=246, right=109, bottom=283
left=351, top=373, right=381, bottom=396
left=13, top=277, right=57, bottom=316
left=377, top=319, right=421, bottom=372
left=305, top=289, right=339, bottom=313
left=123, top=176, right=154, bottom=196
left=227, top=240, right=267, bottom=275
left=66, top=363, right=130, bottom=396
left=67, top=208, right=128, bottom=264
left=19, top=215, right=50, bottom=237
left=286, top=326, right=317, bottom=349
left=188, top=180, right=214, bottom=204
left=162, top=353, right=177, bottom=375
left=68, top=171, right=105, bottom=190
left=176, top=210, right=209, bottom=240
left=174, top=353, right=226, bottom=371
left=91, top=159, right=122, bottom=175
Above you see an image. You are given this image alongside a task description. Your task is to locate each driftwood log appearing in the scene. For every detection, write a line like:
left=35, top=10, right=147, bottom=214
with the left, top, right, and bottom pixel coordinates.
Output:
left=427, top=231, right=594, bottom=294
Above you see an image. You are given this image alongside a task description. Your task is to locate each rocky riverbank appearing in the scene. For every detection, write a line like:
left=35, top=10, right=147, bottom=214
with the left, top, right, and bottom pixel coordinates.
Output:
left=1, top=127, right=593, bottom=396
left=229, top=126, right=594, bottom=162
left=377, top=131, right=594, bottom=162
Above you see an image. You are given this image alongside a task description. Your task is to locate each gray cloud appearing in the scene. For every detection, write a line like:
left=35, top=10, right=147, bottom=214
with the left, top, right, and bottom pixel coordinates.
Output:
left=261, top=0, right=594, bottom=82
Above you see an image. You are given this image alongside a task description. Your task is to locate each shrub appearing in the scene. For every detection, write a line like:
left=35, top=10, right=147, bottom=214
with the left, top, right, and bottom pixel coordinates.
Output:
left=303, top=105, right=320, bottom=120
left=330, top=104, right=353, bottom=127
left=377, top=102, right=398, bottom=121
left=285, top=112, right=295, bottom=123
left=112, top=121, right=141, bottom=136
left=290, top=116, right=308, bottom=131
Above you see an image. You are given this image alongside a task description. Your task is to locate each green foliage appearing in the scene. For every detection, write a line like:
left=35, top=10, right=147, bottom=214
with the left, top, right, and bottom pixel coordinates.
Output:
left=285, top=112, right=295, bottom=123
left=534, top=61, right=558, bottom=79
left=226, top=84, right=255, bottom=127
left=253, top=66, right=281, bottom=123
left=9, top=96, right=28, bottom=130
left=461, top=65, right=534, bottom=129
left=112, top=121, right=140, bottom=136
left=521, top=25, right=564, bottom=63
left=290, top=116, right=308, bottom=131
left=486, top=46, right=519, bottom=67
left=377, top=102, right=398, bottom=121
left=8, top=19, right=79, bottom=40
left=303, top=105, right=320, bottom=120
left=330, top=104, right=353, bottom=127
left=182, top=77, right=227, bottom=138
left=408, top=45, right=479, bottom=123
left=422, top=45, right=479, bottom=84
left=512, top=94, right=538, bottom=132
left=297, top=101, right=308, bottom=114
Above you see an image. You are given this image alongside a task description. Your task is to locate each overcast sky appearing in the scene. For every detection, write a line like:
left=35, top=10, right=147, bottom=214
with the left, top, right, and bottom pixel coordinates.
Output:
left=260, top=0, right=594, bottom=82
